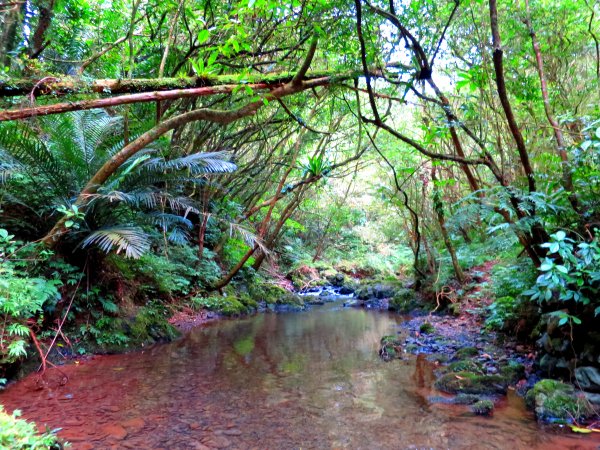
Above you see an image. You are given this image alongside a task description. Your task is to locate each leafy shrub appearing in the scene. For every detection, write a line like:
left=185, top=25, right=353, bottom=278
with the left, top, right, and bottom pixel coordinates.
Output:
left=0, top=406, right=60, bottom=449
left=491, top=259, right=536, bottom=299
left=485, top=296, right=520, bottom=331
left=0, top=230, right=61, bottom=365
left=524, top=230, right=600, bottom=321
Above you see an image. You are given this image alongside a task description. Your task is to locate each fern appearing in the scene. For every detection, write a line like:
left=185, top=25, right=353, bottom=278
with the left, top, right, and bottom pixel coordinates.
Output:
left=82, top=227, right=150, bottom=259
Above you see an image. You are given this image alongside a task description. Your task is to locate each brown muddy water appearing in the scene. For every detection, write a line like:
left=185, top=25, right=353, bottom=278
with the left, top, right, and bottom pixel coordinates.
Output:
left=1, top=300, right=600, bottom=449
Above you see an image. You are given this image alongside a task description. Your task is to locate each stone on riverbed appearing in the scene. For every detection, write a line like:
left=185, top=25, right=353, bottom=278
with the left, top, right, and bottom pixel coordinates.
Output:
left=525, top=379, right=593, bottom=423
left=471, top=400, right=494, bottom=416
left=575, top=366, right=600, bottom=392
left=435, top=371, right=508, bottom=395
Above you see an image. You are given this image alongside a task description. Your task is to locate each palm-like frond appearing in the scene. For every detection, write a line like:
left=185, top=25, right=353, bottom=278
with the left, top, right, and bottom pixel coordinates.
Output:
left=82, top=227, right=150, bottom=259
left=0, top=122, right=71, bottom=196
left=140, top=151, right=237, bottom=174
left=228, top=222, right=269, bottom=255
left=91, top=189, right=200, bottom=215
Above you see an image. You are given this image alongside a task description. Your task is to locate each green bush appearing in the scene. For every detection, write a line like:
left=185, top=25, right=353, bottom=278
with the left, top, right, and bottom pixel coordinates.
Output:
left=0, top=406, right=60, bottom=449
left=491, top=259, right=536, bottom=299
left=0, top=230, right=61, bottom=365
left=525, top=231, right=600, bottom=311
left=485, top=296, right=520, bottom=331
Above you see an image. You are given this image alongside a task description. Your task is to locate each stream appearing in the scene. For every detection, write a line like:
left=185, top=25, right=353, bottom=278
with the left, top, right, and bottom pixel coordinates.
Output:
left=1, top=296, right=599, bottom=449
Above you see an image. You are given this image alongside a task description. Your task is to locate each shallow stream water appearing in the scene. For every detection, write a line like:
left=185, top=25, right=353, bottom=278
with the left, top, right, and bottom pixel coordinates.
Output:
left=1, top=299, right=600, bottom=449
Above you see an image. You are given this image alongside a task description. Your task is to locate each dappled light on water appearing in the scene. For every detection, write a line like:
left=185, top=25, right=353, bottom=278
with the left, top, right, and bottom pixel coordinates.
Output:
left=1, top=302, right=599, bottom=449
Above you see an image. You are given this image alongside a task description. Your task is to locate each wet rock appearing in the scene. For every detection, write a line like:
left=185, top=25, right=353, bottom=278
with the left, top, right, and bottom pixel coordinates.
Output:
left=102, top=424, right=128, bottom=440
left=539, top=354, right=558, bottom=374
left=330, top=273, right=346, bottom=287
left=305, top=297, right=325, bottom=306
left=355, top=283, right=398, bottom=300
left=444, top=360, right=483, bottom=374
left=455, top=347, right=479, bottom=358
left=339, top=286, right=354, bottom=295
left=525, top=379, right=592, bottom=423
left=471, top=400, right=494, bottom=416
left=364, top=298, right=388, bottom=309
left=435, top=372, right=508, bottom=395
left=453, top=393, right=481, bottom=405
left=585, top=392, right=600, bottom=407
left=575, top=366, right=600, bottom=392
left=343, top=299, right=363, bottom=308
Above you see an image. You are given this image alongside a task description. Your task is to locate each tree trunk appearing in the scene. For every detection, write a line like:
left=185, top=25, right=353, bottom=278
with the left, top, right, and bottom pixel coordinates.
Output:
left=524, top=0, right=579, bottom=212
left=432, top=168, right=465, bottom=284
left=29, top=0, right=55, bottom=58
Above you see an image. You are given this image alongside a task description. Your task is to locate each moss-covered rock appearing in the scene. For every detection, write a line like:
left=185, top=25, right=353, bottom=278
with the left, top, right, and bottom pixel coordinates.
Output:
left=445, top=360, right=484, bottom=374
left=272, top=293, right=306, bottom=312
left=499, top=362, right=525, bottom=384
left=356, top=280, right=404, bottom=300
left=471, top=400, right=494, bottom=416
left=453, top=393, right=481, bottom=405
left=388, top=288, right=419, bottom=312
left=525, top=379, right=593, bottom=423
left=435, top=371, right=508, bottom=395
left=379, top=335, right=403, bottom=361
left=419, top=322, right=435, bottom=334
left=248, top=283, right=288, bottom=304
left=455, top=347, right=479, bottom=358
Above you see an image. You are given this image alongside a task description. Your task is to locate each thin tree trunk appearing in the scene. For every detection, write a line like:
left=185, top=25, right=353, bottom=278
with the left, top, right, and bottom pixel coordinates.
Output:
left=432, top=168, right=465, bottom=284
left=489, top=0, right=536, bottom=194
left=29, top=0, right=55, bottom=58
left=524, top=0, right=579, bottom=212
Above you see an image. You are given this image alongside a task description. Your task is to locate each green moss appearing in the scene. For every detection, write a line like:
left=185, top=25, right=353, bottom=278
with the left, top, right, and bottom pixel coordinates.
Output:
left=471, top=400, right=494, bottom=416
left=191, top=295, right=249, bottom=316
left=453, top=393, right=481, bottom=405
left=455, top=347, right=479, bottom=358
left=276, top=293, right=305, bottom=307
left=525, top=379, right=592, bottom=422
left=446, top=360, right=483, bottom=374
left=448, top=302, right=461, bottom=316
left=435, top=371, right=508, bottom=395
left=249, top=283, right=288, bottom=304
left=130, top=306, right=179, bottom=344
left=500, top=362, right=525, bottom=384
left=389, top=288, right=417, bottom=312
left=379, top=335, right=402, bottom=361
left=380, top=335, right=400, bottom=345
left=238, top=293, right=259, bottom=311
left=419, top=322, right=435, bottom=334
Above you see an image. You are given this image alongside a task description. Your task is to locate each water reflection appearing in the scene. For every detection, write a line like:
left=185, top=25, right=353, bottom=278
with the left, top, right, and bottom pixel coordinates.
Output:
left=1, top=302, right=599, bottom=449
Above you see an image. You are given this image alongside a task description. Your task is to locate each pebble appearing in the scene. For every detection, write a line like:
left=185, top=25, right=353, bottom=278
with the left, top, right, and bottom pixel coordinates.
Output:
left=224, top=429, right=242, bottom=436
left=202, top=435, right=232, bottom=448
left=102, top=424, right=128, bottom=440
left=122, top=417, right=145, bottom=429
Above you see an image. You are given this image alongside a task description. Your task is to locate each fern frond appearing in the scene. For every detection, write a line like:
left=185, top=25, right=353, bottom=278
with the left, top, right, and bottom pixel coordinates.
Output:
left=81, top=227, right=150, bottom=259
left=140, top=151, right=237, bottom=174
